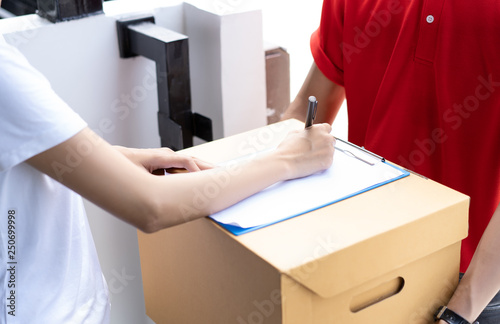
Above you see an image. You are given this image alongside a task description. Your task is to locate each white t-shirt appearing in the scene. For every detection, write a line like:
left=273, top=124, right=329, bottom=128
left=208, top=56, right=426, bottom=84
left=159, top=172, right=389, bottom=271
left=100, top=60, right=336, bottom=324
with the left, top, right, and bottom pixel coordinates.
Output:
left=0, top=36, right=110, bottom=323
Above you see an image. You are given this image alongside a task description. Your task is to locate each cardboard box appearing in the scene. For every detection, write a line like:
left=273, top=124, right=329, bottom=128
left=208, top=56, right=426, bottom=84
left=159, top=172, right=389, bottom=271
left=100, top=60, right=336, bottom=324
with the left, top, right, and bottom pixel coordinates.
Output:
left=138, top=119, right=469, bottom=324
left=264, top=43, right=290, bottom=125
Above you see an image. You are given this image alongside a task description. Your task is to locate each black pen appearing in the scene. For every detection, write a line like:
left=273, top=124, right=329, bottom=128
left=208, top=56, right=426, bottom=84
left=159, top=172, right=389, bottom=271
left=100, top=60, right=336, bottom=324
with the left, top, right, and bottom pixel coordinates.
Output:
left=304, top=96, right=318, bottom=128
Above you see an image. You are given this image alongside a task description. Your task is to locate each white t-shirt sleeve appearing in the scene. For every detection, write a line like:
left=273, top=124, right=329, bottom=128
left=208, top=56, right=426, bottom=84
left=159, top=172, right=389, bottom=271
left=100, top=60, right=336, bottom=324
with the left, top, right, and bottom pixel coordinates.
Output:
left=0, top=36, right=87, bottom=171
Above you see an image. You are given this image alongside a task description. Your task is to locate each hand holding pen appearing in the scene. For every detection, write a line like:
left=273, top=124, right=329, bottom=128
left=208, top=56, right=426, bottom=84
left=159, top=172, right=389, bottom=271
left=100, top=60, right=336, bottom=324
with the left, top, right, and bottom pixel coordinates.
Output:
left=302, top=96, right=378, bottom=166
left=305, top=96, right=318, bottom=128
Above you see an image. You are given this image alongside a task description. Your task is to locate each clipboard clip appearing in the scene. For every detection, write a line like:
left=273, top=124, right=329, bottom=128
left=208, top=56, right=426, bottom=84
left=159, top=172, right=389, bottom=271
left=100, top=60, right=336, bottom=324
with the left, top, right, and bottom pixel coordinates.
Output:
left=334, top=146, right=375, bottom=166
left=334, top=137, right=385, bottom=166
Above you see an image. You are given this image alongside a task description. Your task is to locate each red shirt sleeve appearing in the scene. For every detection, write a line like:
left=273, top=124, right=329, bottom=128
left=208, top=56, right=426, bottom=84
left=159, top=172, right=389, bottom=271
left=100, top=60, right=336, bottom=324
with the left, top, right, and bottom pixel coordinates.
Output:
left=310, top=0, right=345, bottom=86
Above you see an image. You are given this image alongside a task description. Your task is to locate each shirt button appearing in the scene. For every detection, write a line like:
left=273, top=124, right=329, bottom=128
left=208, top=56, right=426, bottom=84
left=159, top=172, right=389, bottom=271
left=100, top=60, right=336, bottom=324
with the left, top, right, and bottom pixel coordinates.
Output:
left=426, top=15, right=434, bottom=23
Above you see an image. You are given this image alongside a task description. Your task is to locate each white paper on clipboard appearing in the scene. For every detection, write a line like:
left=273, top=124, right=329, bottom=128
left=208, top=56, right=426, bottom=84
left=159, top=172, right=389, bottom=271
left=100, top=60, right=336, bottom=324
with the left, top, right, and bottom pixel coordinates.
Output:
left=209, top=139, right=409, bottom=230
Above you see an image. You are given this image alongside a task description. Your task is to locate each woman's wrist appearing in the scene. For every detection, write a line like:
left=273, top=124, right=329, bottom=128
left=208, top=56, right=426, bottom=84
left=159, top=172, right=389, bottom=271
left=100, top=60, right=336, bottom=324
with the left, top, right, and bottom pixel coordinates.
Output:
left=253, top=150, right=292, bottom=183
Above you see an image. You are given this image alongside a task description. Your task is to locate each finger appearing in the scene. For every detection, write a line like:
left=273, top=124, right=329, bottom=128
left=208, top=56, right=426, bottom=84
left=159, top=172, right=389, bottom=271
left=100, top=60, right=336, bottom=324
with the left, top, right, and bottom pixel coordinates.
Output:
left=182, top=159, right=201, bottom=172
left=193, top=158, right=215, bottom=170
left=171, top=155, right=215, bottom=172
left=318, top=122, right=332, bottom=133
left=144, top=154, right=195, bottom=173
left=159, top=147, right=175, bottom=154
left=166, top=155, right=201, bottom=172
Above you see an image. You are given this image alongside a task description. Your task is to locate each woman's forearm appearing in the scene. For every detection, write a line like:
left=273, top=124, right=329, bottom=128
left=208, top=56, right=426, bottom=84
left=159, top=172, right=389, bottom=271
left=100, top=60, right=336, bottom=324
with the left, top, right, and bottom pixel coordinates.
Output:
left=146, top=150, right=289, bottom=229
left=28, top=125, right=335, bottom=233
left=145, top=125, right=335, bottom=231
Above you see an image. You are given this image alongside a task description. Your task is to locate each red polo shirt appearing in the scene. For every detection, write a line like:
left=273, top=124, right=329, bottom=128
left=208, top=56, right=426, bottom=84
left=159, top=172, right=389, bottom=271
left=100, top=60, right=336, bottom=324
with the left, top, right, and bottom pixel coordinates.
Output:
left=311, top=0, right=500, bottom=272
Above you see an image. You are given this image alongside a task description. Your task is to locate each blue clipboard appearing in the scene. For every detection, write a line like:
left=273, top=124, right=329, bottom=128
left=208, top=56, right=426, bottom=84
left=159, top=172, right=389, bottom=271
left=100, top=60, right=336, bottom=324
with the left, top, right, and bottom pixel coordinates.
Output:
left=210, top=139, right=410, bottom=236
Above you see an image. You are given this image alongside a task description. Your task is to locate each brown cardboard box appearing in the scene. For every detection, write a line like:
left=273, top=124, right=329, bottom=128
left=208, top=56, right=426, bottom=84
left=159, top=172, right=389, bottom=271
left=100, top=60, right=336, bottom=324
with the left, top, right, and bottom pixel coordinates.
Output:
left=138, top=119, right=469, bottom=324
left=265, top=43, right=290, bottom=125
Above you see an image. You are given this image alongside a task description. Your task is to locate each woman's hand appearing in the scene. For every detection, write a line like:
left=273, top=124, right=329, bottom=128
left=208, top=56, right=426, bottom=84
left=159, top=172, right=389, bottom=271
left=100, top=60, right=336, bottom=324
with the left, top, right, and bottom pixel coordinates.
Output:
left=114, top=146, right=214, bottom=173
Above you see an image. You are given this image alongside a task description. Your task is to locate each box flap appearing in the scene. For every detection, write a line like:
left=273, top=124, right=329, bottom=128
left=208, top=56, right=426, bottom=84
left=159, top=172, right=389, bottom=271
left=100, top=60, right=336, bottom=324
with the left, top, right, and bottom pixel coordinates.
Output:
left=228, top=173, right=469, bottom=298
